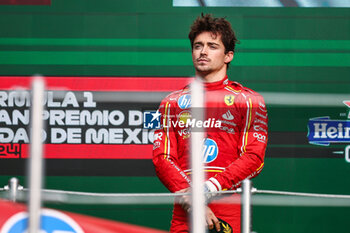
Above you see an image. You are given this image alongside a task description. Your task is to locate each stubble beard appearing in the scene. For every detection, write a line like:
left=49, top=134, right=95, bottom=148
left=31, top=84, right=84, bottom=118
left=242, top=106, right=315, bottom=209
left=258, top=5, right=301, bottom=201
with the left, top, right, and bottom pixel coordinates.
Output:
left=194, top=63, right=212, bottom=76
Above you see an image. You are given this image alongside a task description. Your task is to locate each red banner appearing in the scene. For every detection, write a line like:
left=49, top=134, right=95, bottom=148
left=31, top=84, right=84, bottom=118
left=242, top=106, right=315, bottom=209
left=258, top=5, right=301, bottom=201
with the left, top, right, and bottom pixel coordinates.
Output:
left=0, top=76, right=191, bottom=91
left=0, top=199, right=166, bottom=233
left=0, top=76, right=191, bottom=160
left=0, top=143, right=152, bottom=159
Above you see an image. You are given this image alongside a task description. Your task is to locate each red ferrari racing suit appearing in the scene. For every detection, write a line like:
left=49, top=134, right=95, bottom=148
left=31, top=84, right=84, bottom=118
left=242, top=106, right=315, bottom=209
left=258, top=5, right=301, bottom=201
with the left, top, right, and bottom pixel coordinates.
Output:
left=153, top=76, right=268, bottom=233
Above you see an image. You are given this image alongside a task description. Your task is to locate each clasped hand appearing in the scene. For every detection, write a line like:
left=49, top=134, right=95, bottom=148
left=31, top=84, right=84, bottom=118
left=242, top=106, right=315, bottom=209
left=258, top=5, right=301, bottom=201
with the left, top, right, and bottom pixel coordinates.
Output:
left=175, top=188, right=221, bottom=232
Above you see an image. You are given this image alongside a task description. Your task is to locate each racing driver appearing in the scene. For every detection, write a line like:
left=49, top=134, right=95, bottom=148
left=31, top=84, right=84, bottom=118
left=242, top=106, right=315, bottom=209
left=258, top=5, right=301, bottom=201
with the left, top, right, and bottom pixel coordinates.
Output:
left=153, top=14, right=268, bottom=233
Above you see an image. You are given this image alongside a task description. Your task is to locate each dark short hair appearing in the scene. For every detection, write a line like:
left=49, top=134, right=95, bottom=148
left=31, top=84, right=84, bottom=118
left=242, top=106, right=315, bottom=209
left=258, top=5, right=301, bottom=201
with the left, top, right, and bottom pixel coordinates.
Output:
left=188, top=13, right=238, bottom=54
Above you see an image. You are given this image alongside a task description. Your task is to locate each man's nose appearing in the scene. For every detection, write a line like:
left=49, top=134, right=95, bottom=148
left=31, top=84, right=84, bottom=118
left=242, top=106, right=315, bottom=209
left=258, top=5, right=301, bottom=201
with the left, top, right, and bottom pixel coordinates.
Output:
left=200, top=46, right=208, bottom=55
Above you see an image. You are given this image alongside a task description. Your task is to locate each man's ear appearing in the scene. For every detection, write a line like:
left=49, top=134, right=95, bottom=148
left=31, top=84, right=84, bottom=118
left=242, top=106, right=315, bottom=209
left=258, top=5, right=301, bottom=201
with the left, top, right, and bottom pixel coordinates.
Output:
left=224, top=51, right=234, bottom=64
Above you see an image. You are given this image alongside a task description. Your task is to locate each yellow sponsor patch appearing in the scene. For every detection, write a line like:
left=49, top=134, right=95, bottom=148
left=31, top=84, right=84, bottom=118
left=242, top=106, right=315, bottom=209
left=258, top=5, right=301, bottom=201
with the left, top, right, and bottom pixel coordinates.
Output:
left=178, top=111, right=191, bottom=125
left=208, top=217, right=233, bottom=233
left=222, top=222, right=232, bottom=233
left=224, top=95, right=235, bottom=106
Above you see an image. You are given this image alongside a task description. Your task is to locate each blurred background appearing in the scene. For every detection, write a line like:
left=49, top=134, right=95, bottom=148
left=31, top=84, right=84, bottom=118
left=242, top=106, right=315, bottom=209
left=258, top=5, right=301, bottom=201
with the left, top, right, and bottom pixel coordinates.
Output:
left=0, top=0, right=349, bottom=232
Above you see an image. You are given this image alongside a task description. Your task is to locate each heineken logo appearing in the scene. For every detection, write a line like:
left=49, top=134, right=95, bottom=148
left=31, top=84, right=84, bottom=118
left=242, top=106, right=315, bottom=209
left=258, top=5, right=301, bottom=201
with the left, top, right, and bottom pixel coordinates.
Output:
left=307, top=117, right=350, bottom=146
left=307, top=100, right=350, bottom=163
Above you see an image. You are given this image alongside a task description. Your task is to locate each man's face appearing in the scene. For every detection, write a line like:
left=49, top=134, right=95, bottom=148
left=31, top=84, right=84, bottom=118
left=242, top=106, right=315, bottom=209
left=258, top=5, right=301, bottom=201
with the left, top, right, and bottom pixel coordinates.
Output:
left=192, top=31, right=233, bottom=76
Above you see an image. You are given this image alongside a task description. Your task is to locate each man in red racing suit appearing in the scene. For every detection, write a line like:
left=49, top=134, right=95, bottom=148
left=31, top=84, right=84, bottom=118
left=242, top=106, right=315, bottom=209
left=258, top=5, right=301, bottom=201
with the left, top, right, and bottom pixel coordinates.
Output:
left=152, top=14, right=268, bottom=233
left=153, top=76, right=268, bottom=232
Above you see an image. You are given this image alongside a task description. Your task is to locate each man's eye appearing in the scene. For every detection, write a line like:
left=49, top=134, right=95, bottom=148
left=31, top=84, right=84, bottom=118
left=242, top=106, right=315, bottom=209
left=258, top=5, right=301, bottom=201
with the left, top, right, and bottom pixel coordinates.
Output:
left=194, top=45, right=201, bottom=49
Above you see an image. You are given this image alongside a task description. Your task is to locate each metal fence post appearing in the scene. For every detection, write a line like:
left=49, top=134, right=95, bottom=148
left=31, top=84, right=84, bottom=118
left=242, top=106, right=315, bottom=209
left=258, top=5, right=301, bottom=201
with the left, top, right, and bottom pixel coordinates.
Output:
left=190, top=78, right=205, bottom=233
left=241, top=179, right=252, bottom=233
left=8, top=177, right=19, bottom=202
left=28, top=77, right=45, bottom=233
